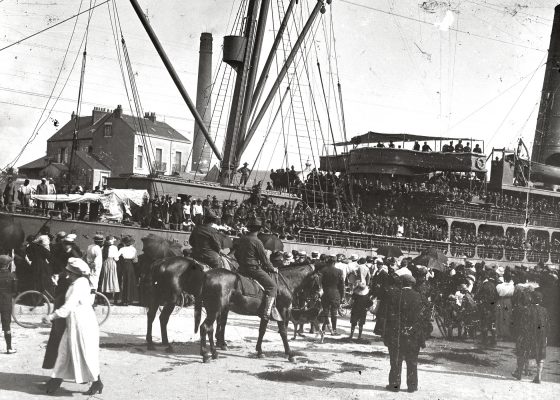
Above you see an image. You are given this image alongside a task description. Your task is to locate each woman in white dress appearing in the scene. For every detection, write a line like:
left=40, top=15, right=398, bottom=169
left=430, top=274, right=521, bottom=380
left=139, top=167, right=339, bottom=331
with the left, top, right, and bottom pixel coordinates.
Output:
left=42, top=258, right=103, bottom=395
left=99, top=236, right=120, bottom=303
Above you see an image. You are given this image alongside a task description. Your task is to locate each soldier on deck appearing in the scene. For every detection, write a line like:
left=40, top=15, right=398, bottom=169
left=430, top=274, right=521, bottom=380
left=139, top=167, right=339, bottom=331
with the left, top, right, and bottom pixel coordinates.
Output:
left=188, top=210, right=222, bottom=269
left=237, top=162, right=250, bottom=187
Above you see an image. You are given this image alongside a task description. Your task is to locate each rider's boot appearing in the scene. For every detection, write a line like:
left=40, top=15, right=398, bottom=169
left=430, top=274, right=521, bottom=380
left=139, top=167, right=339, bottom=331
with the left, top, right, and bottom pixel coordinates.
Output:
left=260, top=295, right=282, bottom=321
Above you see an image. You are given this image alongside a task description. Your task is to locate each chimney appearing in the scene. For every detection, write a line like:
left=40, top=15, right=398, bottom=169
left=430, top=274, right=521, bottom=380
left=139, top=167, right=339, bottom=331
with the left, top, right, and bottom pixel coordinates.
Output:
left=92, top=106, right=108, bottom=124
left=145, top=112, right=156, bottom=122
left=114, top=104, right=123, bottom=118
left=532, top=5, right=560, bottom=166
left=192, top=32, right=213, bottom=172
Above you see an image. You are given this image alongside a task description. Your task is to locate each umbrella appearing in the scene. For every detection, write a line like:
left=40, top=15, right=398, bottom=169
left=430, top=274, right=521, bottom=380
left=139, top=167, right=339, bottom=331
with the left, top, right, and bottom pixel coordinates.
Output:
left=413, top=247, right=448, bottom=271
left=258, top=233, right=284, bottom=252
left=0, top=215, right=25, bottom=250
left=376, top=245, right=403, bottom=258
left=141, top=234, right=183, bottom=260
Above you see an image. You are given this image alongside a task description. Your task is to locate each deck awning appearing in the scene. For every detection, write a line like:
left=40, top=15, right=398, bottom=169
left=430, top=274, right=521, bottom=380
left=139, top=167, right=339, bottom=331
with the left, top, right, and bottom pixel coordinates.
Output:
left=334, top=132, right=477, bottom=146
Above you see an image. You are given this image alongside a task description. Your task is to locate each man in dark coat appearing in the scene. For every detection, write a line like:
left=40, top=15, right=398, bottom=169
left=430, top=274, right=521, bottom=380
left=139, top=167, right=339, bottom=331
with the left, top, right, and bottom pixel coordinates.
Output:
left=236, top=217, right=280, bottom=320
left=319, top=256, right=344, bottom=335
left=0, top=255, right=17, bottom=353
left=382, top=274, right=427, bottom=393
left=476, top=270, right=499, bottom=346
left=189, top=211, right=222, bottom=269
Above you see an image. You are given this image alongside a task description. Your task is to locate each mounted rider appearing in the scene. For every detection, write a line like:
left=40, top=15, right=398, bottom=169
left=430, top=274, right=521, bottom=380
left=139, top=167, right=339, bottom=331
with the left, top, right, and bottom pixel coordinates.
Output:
left=236, top=217, right=281, bottom=321
left=188, top=210, right=222, bottom=269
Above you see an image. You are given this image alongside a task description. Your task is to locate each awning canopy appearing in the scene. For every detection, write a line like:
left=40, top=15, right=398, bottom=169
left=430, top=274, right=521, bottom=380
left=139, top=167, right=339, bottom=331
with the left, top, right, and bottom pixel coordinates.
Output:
left=334, top=132, right=479, bottom=146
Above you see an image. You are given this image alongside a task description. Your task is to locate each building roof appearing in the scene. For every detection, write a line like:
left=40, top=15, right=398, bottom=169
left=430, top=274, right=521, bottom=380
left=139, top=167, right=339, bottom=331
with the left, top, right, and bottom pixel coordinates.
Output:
left=47, top=115, right=105, bottom=142
left=47, top=108, right=190, bottom=144
left=18, top=156, right=50, bottom=170
left=121, top=114, right=190, bottom=143
left=75, top=151, right=110, bottom=171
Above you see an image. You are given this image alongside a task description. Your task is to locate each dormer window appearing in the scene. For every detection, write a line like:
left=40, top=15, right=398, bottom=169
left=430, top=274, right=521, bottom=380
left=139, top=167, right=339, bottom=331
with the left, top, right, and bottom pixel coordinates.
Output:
left=104, top=122, right=113, bottom=137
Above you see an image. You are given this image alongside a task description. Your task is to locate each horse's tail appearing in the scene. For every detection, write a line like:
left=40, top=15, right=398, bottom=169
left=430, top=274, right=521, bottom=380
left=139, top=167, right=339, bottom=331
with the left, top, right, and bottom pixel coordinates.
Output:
left=194, top=274, right=206, bottom=334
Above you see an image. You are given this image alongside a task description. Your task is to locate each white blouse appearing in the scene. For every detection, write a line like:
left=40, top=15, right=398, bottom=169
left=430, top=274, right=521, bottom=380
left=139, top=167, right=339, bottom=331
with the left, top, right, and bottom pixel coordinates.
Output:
left=118, top=246, right=137, bottom=261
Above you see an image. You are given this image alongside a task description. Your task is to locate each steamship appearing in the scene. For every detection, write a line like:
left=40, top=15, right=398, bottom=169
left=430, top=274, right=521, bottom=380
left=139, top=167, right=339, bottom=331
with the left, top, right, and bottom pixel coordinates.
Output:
left=2, top=1, right=560, bottom=268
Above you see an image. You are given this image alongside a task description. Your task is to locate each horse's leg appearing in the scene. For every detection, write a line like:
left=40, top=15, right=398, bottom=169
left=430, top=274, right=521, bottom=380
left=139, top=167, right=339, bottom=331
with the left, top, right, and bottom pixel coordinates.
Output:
left=292, top=322, right=297, bottom=340
left=200, top=316, right=209, bottom=362
left=216, top=309, right=229, bottom=350
left=255, top=318, right=269, bottom=358
left=277, top=320, right=295, bottom=363
left=207, top=317, right=218, bottom=360
left=146, top=300, right=158, bottom=350
left=159, top=303, right=175, bottom=353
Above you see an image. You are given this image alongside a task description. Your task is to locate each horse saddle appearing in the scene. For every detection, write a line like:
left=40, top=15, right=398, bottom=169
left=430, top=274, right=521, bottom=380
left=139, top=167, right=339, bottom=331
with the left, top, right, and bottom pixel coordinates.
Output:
left=236, top=274, right=265, bottom=298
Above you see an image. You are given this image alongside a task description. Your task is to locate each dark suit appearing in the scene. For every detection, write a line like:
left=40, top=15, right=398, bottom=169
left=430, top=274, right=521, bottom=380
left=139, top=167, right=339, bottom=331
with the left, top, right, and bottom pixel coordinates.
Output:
left=320, top=264, right=344, bottom=318
left=476, top=279, right=498, bottom=344
left=382, top=286, right=427, bottom=391
left=189, top=223, right=222, bottom=269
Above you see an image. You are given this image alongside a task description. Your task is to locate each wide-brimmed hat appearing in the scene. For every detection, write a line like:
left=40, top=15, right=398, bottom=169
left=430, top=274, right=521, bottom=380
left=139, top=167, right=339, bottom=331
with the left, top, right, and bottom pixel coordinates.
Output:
left=93, top=234, right=104, bottom=243
left=349, top=254, right=358, bottom=261
left=63, top=233, right=77, bottom=243
left=247, top=217, right=262, bottom=228
left=55, top=231, right=67, bottom=239
left=400, top=274, right=416, bottom=287
left=65, top=257, right=90, bottom=276
left=0, top=255, right=12, bottom=267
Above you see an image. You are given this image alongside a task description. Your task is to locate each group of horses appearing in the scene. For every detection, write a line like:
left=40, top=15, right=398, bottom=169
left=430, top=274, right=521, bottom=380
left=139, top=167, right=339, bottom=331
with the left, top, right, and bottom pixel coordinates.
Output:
left=142, top=235, right=322, bottom=363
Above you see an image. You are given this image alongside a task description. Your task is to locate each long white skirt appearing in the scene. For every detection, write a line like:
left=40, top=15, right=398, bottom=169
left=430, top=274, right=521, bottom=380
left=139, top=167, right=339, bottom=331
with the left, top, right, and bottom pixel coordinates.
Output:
left=52, top=304, right=100, bottom=383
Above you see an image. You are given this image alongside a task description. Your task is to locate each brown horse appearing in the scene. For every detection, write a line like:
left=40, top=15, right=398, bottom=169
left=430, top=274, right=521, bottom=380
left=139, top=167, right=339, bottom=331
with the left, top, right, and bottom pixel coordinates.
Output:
left=194, top=264, right=321, bottom=363
left=145, top=256, right=207, bottom=352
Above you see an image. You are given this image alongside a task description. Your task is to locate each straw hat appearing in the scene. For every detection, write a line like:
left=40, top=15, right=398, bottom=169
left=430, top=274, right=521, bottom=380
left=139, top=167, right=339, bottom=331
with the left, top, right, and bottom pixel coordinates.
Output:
left=63, top=233, right=77, bottom=243
left=65, top=258, right=90, bottom=276
left=353, top=281, right=369, bottom=296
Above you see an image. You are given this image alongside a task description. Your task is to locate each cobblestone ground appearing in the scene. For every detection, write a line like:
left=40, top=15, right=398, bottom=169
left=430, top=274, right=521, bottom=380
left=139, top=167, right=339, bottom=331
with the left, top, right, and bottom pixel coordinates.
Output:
left=0, top=307, right=558, bottom=399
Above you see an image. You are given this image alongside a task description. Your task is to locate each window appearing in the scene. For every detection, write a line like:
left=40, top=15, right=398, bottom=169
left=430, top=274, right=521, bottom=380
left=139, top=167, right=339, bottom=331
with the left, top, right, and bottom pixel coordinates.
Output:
left=155, top=148, right=163, bottom=163
left=175, top=151, right=182, bottom=167
left=103, top=123, right=112, bottom=137
left=59, top=147, right=67, bottom=163
left=136, top=145, right=143, bottom=169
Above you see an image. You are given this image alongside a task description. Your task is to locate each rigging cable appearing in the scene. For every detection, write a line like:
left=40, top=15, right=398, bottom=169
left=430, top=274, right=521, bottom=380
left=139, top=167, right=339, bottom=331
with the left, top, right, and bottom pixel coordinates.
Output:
left=68, top=0, right=95, bottom=188
left=2, top=0, right=87, bottom=175
left=0, top=0, right=109, bottom=53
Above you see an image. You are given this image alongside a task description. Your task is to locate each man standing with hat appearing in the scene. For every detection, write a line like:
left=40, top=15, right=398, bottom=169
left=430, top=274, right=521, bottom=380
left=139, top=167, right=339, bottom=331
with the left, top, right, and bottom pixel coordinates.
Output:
left=237, top=162, right=250, bottom=187
left=381, top=273, right=427, bottom=393
left=320, top=256, right=345, bottom=335
left=0, top=255, right=17, bottom=353
left=476, top=270, right=499, bottom=346
left=189, top=210, right=223, bottom=269
left=236, top=217, right=280, bottom=320
left=36, top=177, right=49, bottom=211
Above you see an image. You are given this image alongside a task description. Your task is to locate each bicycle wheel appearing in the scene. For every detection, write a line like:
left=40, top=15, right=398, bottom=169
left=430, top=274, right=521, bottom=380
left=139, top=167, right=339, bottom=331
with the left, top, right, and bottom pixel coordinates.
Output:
left=12, top=290, right=52, bottom=328
left=93, top=292, right=111, bottom=326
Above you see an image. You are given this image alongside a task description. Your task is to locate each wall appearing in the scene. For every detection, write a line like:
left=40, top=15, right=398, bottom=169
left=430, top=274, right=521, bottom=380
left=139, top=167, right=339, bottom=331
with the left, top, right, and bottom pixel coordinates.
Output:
left=133, top=134, right=190, bottom=176
left=47, top=139, right=92, bottom=163
left=91, top=115, right=134, bottom=176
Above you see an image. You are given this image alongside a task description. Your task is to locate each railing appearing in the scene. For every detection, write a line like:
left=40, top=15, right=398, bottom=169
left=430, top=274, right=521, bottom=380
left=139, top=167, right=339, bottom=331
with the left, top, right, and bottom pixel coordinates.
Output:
left=291, top=227, right=551, bottom=264
left=152, top=161, right=167, bottom=172
left=172, top=164, right=186, bottom=174
left=433, top=202, right=560, bottom=228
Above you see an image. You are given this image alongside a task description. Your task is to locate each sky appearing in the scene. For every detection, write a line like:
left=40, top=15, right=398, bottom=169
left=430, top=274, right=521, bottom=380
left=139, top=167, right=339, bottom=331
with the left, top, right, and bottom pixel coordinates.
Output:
left=0, top=0, right=557, bottom=173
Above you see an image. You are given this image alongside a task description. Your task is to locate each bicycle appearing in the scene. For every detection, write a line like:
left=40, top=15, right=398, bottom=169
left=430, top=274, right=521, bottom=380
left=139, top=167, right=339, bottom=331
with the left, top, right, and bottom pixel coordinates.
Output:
left=12, top=288, right=111, bottom=328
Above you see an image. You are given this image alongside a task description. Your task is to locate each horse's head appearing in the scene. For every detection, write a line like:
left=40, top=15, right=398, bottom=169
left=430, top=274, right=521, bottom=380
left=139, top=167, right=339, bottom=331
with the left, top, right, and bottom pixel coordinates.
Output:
left=300, top=269, right=323, bottom=301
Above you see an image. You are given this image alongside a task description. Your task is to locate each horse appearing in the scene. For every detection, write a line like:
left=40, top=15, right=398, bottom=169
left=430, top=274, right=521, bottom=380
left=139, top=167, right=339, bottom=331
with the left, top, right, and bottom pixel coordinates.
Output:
left=194, top=264, right=322, bottom=363
left=145, top=256, right=208, bottom=352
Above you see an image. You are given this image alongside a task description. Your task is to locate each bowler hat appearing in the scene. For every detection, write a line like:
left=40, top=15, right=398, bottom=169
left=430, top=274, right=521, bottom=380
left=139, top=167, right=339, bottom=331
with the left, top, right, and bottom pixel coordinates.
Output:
left=400, top=274, right=416, bottom=287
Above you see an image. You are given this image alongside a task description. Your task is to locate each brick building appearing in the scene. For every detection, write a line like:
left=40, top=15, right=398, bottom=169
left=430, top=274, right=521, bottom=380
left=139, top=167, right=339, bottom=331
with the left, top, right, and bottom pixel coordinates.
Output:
left=19, top=105, right=191, bottom=190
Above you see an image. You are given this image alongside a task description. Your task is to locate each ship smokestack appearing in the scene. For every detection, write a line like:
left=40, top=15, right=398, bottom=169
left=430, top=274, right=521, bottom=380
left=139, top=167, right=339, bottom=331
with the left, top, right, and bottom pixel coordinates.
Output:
left=532, top=5, right=560, bottom=166
left=192, top=32, right=213, bottom=173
